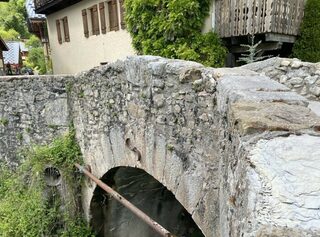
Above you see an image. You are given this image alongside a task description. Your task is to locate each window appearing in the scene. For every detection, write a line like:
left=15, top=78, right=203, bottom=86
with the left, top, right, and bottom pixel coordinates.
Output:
left=82, top=9, right=89, bottom=38
left=56, top=16, right=70, bottom=44
left=99, top=2, right=107, bottom=34
left=89, top=5, right=100, bottom=35
left=82, top=5, right=100, bottom=36
left=108, top=0, right=119, bottom=31
left=82, top=0, right=126, bottom=38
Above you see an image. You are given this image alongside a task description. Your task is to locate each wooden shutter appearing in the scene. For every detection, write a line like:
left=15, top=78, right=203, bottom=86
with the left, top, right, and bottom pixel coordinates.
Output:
left=82, top=9, right=89, bottom=38
left=92, top=5, right=100, bottom=35
left=56, top=19, right=62, bottom=44
left=108, top=0, right=119, bottom=31
left=63, top=17, right=70, bottom=42
left=99, top=3, right=107, bottom=34
left=119, top=0, right=125, bottom=29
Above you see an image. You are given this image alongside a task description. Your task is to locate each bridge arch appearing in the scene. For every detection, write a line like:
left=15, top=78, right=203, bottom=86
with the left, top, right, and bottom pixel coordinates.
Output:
left=89, top=166, right=205, bottom=237
left=76, top=57, right=222, bottom=236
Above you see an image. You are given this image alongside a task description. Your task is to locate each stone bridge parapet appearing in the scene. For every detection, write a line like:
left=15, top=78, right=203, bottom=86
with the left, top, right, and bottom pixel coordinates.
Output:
left=1, top=56, right=320, bottom=236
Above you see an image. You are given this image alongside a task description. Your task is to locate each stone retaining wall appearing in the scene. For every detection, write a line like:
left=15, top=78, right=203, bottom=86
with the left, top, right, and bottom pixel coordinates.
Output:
left=0, top=76, right=72, bottom=166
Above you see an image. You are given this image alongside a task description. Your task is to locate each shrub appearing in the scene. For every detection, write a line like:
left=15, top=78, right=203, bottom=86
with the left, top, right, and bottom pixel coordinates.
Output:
left=125, top=0, right=227, bottom=67
left=0, top=130, right=93, bottom=237
left=292, top=0, right=320, bottom=62
left=25, top=35, right=48, bottom=74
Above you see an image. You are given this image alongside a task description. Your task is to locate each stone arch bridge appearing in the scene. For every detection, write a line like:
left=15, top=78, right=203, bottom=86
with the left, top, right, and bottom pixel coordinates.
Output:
left=1, top=56, right=320, bottom=236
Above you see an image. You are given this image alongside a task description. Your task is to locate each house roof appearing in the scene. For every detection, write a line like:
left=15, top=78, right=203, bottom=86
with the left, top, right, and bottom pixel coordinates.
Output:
left=3, top=42, right=21, bottom=64
left=0, top=37, right=8, bottom=51
left=25, top=0, right=46, bottom=20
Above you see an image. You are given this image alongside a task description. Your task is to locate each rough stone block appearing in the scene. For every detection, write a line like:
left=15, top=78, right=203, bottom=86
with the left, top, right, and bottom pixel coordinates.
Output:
left=219, top=75, right=289, bottom=92
left=247, top=135, right=320, bottom=235
left=230, top=102, right=320, bottom=134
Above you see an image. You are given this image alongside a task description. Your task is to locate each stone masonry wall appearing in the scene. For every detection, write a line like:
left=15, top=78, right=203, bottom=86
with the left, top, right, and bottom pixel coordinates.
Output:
left=0, top=75, right=73, bottom=166
left=1, top=56, right=320, bottom=236
left=242, top=57, right=320, bottom=100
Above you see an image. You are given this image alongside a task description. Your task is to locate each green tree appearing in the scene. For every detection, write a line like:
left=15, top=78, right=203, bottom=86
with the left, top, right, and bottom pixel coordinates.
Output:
left=26, top=34, right=42, bottom=48
left=125, top=0, right=227, bottom=67
left=292, top=0, right=320, bottom=62
left=0, top=27, right=19, bottom=40
left=25, top=35, right=47, bottom=74
left=0, top=0, right=29, bottom=39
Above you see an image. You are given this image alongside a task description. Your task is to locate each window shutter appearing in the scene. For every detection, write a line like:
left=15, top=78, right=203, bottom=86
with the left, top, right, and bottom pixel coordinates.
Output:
left=82, top=9, right=89, bottom=38
left=92, top=5, right=100, bottom=35
left=119, top=0, right=125, bottom=29
left=56, top=19, right=62, bottom=44
left=108, top=0, right=119, bottom=31
left=63, top=17, right=70, bottom=42
left=99, top=3, right=107, bottom=34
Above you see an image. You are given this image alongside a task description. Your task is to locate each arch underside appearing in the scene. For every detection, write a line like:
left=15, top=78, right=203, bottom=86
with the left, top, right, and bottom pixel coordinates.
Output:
left=90, top=166, right=205, bottom=237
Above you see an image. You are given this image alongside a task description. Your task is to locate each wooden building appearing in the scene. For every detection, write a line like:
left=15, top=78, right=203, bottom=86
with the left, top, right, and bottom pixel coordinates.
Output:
left=0, top=37, right=9, bottom=75
left=26, top=0, right=51, bottom=72
left=3, top=41, right=23, bottom=75
left=215, top=0, right=306, bottom=64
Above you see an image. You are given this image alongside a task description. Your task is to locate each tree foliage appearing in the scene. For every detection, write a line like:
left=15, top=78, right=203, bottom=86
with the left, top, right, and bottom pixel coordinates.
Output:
left=125, top=0, right=227, bottom=67
left=0, top=0, right=29, bottom=39
left=25, top=35, right=47, bottom=74
left=0, top=27, right=19, bottom=40
left=292, top=0, right=320, bottom=62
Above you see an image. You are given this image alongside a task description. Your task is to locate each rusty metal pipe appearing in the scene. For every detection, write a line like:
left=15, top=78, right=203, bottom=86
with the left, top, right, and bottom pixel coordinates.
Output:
left=75, top=163, right=175, bottom=237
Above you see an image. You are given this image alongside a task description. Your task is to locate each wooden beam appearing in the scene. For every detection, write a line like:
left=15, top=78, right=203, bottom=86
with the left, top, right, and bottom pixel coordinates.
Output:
left=265, top=33, right=296, bottom=43
left=230, top=42, right=283, bottom=53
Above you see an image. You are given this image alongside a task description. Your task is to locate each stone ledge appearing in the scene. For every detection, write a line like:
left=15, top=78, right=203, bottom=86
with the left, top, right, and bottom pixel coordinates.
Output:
left=212, top=67, right=259, bottom=79
left=230, top=102, right=320, bottom=135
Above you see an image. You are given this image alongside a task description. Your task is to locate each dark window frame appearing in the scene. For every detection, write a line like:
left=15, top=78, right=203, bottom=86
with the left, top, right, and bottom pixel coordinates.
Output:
left=56, top=16, right=70, bottom=44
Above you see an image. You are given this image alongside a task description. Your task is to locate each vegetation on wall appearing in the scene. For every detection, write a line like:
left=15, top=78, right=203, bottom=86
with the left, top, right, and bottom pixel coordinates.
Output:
left=292, top=0, right=320, bottom=62
left=125, top=0, right=227, bottom=67
left=0, top=130, right=93, bottom=236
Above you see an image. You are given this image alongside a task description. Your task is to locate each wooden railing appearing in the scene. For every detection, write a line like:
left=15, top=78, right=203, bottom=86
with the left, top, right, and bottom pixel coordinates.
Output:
left=215, top=0, right=305, bottom=38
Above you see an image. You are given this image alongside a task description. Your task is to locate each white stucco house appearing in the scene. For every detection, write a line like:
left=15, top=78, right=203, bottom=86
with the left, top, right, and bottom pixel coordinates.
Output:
left=34, top=0, right=136, bottom=74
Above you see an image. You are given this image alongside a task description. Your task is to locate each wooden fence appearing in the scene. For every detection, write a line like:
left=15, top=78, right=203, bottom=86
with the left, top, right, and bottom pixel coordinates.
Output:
left=215, top=0, right=305, bottom=38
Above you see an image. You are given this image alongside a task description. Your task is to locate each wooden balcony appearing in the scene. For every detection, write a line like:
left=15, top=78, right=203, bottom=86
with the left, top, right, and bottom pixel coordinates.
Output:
left=215, top=0, right=305, bottom=39
left=34, top=0, right=81, bottom=14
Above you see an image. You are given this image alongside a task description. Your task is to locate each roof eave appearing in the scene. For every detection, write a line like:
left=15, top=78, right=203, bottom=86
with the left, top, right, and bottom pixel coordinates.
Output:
left=0, top=38, right=9, bottom=51
left=35, top=0, right=82, bottom=15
